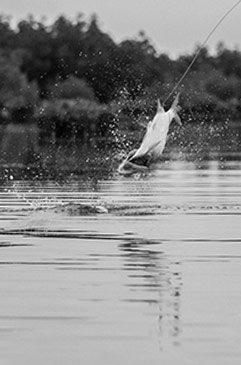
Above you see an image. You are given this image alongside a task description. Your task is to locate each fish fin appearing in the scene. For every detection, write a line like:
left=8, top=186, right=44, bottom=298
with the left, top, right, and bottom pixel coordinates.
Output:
left=174, top=113, right=182, bottom=126
left=157, top=99, right=165, bottom=113
left=171, top=93, right=180, bottom=112
left=126, top=149, right=138, bottom=161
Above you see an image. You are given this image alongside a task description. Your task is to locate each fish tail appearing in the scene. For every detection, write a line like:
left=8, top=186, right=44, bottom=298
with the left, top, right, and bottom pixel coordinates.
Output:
left=171, top=93, right=182, bottom=126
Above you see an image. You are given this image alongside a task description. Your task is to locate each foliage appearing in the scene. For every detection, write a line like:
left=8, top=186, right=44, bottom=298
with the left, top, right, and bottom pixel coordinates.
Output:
left=0, top=52, right=39, bottom=116
left=0, top=13, right=240, bottom=145
left=38, top=98, right=108, bottom=122
left=46, top=75, right=97, bottom=100
left=36, top=98, right=113, bottom=144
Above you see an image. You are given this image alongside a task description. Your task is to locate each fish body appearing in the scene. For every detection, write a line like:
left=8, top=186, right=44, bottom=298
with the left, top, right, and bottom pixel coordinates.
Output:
left=118, top=94, right=181, bottom=175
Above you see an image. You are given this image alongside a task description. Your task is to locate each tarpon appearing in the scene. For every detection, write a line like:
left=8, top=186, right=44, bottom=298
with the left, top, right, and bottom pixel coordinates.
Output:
left=118, top=93, right=181, bottom=175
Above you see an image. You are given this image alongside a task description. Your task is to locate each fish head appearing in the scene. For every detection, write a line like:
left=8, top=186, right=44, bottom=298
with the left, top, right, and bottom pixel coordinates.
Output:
left=118, top=157, right=149, bottom=175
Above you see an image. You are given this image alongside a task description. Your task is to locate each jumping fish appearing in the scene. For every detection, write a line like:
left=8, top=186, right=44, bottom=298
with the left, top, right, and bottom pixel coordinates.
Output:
left=118, top=93, right=181, bottom=175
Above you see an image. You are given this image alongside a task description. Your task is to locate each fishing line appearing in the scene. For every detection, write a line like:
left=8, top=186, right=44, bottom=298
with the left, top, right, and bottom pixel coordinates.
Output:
left=163, top=0, right=241, bottom=104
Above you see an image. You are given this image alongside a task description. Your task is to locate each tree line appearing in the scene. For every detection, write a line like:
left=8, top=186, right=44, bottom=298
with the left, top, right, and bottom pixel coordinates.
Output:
left=0, top=13, right=241, bottom=146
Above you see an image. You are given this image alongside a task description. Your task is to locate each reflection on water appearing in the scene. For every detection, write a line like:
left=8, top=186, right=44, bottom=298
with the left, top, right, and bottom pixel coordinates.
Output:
left=0, top=160, right=241, bottom=364
left=120, top=238, right=182, bottom=349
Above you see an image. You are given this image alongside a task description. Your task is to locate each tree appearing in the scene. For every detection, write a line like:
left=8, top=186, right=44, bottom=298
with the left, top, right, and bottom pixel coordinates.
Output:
left=46, top=75, right=96, bottom=100
left=0, top=53, right=39, bottom=116
left=16, top=16, right=53, bottom=93
left=0, top=15, right=16, bottom=49
left=216, top=43, right=241, bottom=79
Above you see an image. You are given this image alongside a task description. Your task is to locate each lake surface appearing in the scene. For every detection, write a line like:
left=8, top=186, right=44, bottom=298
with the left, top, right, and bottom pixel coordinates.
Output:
left=0, top=160, right=241, bottom=365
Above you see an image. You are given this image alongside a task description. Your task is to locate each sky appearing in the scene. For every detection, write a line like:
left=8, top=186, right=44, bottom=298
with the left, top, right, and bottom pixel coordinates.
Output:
left=0, top=0, right=240, bottom=58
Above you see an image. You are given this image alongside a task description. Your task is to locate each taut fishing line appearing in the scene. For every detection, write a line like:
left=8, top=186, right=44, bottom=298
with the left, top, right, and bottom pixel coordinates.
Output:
left=164, top=0, right=241, bottom=104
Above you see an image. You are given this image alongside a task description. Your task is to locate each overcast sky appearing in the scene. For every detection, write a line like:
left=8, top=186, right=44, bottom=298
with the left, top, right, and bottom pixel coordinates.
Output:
left=1, top=0, right=240, bottom=57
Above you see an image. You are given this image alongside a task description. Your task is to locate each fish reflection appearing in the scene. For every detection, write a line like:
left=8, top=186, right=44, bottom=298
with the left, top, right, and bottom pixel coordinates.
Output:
left=120, top=238, right=182, bottom=349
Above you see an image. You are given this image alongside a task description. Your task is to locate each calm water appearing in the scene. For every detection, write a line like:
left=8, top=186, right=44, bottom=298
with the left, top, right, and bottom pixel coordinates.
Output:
left=0, top=160, right=241, bottom=364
